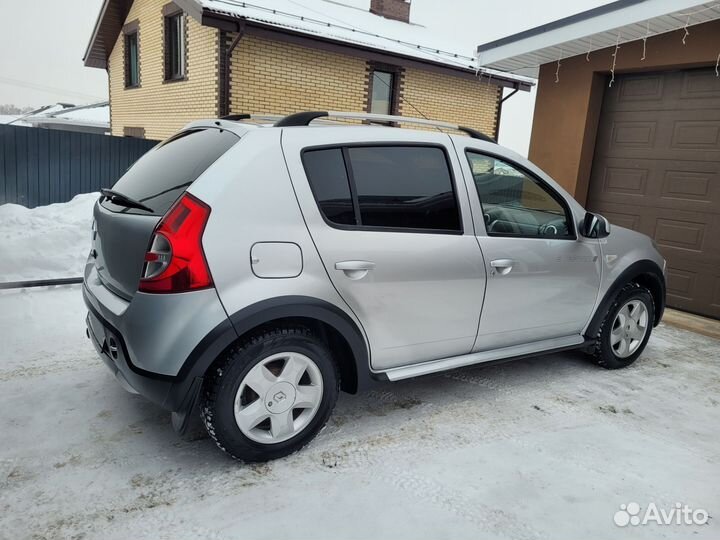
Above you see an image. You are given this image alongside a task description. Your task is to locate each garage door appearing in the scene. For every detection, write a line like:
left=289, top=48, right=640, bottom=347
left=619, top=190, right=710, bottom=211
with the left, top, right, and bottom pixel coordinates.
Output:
left=587, top=68, right=720, bottom=319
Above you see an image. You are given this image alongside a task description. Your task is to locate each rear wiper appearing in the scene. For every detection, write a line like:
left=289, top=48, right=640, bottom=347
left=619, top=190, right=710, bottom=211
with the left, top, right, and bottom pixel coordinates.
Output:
left=100, top=188, right=154, bottom=213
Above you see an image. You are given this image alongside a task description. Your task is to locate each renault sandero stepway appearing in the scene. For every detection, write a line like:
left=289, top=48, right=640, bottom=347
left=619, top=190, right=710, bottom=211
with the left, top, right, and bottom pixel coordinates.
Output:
left=84, top=111, right=666, bottom=462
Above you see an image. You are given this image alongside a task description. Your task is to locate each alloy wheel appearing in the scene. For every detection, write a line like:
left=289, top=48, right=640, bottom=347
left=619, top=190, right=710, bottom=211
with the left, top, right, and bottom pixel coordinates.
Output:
left=610, top=299, right=649, bottom=359
left=234, top=352, right=324, bottom=444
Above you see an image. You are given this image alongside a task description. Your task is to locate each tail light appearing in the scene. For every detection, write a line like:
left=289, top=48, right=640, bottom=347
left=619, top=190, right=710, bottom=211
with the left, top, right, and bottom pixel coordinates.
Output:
left=139, top=193, right=213, bottom=293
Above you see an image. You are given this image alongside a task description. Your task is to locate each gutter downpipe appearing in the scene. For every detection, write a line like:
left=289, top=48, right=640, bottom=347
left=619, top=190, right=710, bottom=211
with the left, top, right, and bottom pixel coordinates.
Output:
left=222, top=21, right=246, bottom=117
left=494, top=85, right=520, bottom=141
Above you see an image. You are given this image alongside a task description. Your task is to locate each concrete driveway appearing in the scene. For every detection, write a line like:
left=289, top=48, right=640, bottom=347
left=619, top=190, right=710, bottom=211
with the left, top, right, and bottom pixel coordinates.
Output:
left=1, top=286, right=718, bottom=539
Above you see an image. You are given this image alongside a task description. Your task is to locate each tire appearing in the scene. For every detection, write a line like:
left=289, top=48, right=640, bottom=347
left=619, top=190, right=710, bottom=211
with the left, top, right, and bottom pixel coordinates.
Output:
left=590, top=283, right=655, bottom=369
left=200, top=327, right=339, bottom=462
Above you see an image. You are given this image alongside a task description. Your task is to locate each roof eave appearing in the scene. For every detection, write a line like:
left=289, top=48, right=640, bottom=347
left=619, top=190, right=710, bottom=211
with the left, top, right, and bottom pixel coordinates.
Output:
left=474, top=0, right=714, bottom=69
left=200, top=8, right=532, bottom=90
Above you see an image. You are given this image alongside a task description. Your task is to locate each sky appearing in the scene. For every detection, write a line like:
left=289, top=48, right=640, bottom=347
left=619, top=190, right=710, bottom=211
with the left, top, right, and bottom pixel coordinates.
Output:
left=0, top=0, right=610, bottom=156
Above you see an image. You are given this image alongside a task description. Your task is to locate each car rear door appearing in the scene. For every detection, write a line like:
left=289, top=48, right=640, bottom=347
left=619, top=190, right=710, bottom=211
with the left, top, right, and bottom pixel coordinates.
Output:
left=282, top=128, right=486, bottom=371
left=454, top=138, right=602, bottom=351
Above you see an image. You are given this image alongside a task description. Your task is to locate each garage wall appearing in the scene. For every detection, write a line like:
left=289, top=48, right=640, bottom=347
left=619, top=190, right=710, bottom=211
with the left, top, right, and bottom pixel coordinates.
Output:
left=528, top=18, right=720, bottom=205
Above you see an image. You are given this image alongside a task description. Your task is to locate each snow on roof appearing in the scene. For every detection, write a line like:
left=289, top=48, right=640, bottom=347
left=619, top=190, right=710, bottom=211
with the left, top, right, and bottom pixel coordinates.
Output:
left=197, top=0, right=533, bottom=85
left=24, top=102, right=110, bottom=129
left=0, top=115, right=22, bottom=125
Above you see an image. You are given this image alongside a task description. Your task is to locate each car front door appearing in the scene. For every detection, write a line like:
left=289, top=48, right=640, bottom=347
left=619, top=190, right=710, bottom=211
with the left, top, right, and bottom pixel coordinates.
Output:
left=458, top=144, right=602, bottom=351
left=283, top=130, right=486, bottom=371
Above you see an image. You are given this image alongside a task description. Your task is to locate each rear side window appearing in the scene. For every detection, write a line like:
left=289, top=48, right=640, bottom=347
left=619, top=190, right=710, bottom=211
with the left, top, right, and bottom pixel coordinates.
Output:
left=302, top=145, right=461, bottom=233
left=103, top=128, right=239, bottom=215
left=302, top=148, right=356, bottom=225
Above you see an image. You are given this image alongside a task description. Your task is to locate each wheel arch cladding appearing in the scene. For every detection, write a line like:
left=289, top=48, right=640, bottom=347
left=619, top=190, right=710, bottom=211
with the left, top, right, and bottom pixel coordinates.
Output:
left=586, top=259, right=666, bottom=339
left=180, top=296, right=372, bottom=398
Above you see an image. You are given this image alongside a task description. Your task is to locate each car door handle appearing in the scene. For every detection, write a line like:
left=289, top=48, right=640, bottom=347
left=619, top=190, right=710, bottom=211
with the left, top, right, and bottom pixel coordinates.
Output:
left=490, top=258, right=515, bottom=276
left=335, top=260, right=376, bottom=280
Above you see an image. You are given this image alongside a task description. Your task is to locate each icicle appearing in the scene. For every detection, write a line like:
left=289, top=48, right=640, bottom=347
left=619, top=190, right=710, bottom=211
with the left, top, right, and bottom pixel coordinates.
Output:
left=609, top=34, right=620, bottom=88
left=586, top=37, right=592, bottom=62
left=641, top=21, right=649, bottom=61
left=555, top=50, right=562, bottom=83
left=682, top=15, right=690, bottom=45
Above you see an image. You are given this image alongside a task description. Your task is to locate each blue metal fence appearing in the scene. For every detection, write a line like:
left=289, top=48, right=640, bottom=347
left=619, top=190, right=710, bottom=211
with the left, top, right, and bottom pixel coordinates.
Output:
left=0, top=123, right=157, bottom=207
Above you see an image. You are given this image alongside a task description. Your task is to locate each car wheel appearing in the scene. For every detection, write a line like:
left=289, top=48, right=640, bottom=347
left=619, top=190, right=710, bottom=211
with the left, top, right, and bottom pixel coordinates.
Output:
left=591, top=284, right=654, bottom=369
left=201, top=327, right=339, bottom=462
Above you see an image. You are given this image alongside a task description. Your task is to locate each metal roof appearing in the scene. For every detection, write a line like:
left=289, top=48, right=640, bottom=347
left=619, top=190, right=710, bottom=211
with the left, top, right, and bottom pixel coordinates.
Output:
left=475, top=0, right=720, bottom=78
left=85, top=0, right=533, bottom=88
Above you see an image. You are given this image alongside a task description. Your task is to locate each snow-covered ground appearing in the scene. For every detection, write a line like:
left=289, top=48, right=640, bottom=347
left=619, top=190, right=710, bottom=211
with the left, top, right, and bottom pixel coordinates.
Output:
left=0, top=285, right=718, bottom=539
left=0, top=192, right=97, bottom=282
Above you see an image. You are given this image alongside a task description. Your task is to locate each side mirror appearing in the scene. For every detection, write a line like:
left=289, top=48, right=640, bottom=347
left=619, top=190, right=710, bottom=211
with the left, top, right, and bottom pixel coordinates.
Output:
left=582, top=212, right=611, bottom=239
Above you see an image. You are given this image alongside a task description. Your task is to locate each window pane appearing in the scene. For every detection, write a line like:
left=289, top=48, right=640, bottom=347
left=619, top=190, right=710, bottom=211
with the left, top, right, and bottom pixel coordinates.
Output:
left=126, top=33, right=138, bottom=86
left=370, top=71, right=393, bottom=115
left=303, top=149, right=356, bottom=225
left=348, top=146, right=460, bottom=231
left=466, top=152, right=571, bottom=238
left=106, top=129, right=238, bottom=215
left=166, top=14, right=184, bottom=79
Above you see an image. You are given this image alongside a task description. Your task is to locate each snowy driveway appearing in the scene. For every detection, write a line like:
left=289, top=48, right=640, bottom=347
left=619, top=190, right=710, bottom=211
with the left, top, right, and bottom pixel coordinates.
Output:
left=1, top=286, right=718, bottom=540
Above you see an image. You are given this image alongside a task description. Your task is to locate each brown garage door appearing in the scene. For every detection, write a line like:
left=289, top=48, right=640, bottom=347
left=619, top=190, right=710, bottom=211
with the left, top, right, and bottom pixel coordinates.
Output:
left=587, top=68, right=720, bottom=319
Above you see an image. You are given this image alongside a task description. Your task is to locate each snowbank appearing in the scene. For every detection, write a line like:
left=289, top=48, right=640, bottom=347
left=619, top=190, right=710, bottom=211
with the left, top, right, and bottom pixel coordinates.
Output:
left=0, top=193, right=98, bottom=282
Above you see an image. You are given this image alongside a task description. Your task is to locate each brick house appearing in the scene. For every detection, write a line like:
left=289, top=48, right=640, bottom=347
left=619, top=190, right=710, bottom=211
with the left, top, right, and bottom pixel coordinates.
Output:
left=84, top=0, right=531, bottom=140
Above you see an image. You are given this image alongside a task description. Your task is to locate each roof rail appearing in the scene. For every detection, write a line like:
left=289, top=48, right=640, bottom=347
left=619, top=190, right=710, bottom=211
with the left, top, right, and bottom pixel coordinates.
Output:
left=221, top=113, right=251, bottom=121
left=273, top=111, right=496, bottom=143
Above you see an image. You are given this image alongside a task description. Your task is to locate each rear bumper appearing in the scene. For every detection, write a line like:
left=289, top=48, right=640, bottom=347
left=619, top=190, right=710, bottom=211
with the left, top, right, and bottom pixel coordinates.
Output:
left=84, top=289, right=175, bottom=409
left=82, top=262, right=237, bottom=414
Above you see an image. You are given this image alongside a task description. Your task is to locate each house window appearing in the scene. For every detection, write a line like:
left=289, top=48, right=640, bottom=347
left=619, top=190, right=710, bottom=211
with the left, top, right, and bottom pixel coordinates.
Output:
left=124, top=29, right=139, bottom=88
left=164, top=11, right=185, bottom=80
left=369, top=70, right=395, bottom=115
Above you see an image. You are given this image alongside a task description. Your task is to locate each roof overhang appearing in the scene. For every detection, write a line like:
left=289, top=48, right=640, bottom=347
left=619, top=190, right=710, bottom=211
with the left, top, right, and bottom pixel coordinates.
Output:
left=85, top=0, right=532, bottom=90
left=198, top=9, right=532, bottom=90
left=475, top=0, right=720, bottom=78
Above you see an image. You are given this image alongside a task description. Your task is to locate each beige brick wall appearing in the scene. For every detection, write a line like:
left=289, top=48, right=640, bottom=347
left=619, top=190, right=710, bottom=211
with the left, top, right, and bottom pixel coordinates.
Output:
left=106, top=3, right=500, bottom=139
left=227, top=35, right=499, bottom=134
left=228, top=35, right=367, bottom=115
left=108, top=0, right=219, bottom=140
left=400, top=68, right=500, bottom=135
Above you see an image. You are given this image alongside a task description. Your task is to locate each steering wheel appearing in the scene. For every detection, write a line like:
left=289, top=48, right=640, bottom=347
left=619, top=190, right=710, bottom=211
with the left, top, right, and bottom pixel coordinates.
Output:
left=539, top=218, right=567, bottom=237
left=486, top=207, right=523, bottom=235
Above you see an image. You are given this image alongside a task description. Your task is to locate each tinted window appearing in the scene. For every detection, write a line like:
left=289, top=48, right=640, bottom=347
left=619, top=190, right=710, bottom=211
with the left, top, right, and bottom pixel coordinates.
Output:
left=466, top=151, right=573, bottom=238
left=348, top=146, right=460, bottom=231
left=303, top=149, right=356, bottom=225
left=104, top=128, right=238, bottom=215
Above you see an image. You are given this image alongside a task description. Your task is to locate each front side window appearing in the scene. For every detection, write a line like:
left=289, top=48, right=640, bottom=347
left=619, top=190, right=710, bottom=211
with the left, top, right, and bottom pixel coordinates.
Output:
left=164, top=12, right=185, bottom=80
left=466, top=151, right=573, bottom=238
left=124, top=31, right=139, bottom=88
left=369, top=70, right=394, bottom=115
left=303, top=145, right=461, bottom=233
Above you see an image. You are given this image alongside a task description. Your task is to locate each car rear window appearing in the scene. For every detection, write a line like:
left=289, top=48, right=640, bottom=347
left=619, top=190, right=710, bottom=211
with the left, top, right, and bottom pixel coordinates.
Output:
left=102, top=128, right=239, bottom=215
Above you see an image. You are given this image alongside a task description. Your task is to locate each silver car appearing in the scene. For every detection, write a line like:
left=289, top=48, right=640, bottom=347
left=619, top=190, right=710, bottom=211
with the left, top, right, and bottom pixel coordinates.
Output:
left=83, top=111, right=666, bottom=462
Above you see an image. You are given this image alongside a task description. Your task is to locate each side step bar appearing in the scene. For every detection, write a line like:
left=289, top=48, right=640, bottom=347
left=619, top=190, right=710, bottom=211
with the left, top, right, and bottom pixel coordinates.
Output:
left=381, top=335, right=588, bottom=381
